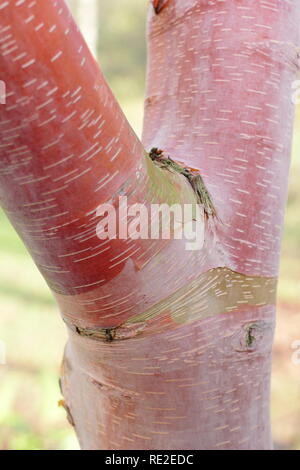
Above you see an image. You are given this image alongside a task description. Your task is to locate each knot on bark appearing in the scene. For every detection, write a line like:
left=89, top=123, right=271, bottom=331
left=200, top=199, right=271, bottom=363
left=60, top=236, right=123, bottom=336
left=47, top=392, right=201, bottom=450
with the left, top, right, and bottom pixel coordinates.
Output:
left=231, top=321, right=274, bottom=353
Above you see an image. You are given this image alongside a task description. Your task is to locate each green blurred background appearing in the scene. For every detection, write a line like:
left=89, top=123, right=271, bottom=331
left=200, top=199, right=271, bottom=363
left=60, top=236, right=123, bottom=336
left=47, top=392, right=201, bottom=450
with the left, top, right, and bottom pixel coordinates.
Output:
left=0, top=0, right=299, bottom=450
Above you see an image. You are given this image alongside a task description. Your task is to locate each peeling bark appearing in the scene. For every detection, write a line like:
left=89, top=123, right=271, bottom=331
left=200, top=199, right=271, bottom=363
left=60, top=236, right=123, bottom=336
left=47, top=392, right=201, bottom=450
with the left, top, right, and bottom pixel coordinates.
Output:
left=0, top=0, right=299, bottom=450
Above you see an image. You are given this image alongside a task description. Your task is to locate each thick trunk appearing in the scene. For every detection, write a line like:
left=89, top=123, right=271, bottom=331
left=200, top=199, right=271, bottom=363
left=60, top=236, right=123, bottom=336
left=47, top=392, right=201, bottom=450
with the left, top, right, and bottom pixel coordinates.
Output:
left=0, top=0, right=299, bottom=450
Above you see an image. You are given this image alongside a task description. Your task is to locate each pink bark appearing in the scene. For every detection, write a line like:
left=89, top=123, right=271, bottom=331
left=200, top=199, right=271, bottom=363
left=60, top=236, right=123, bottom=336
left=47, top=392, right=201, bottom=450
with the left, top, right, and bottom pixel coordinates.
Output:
left=0, top=0, right=299, bottom=450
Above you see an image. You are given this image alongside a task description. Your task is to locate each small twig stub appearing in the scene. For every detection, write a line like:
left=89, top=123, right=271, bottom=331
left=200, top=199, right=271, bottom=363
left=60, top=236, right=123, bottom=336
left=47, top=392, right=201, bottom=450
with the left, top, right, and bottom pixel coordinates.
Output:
left=152, top=0, right=169, bottom=15
left=149, top=148, right=216, bottom=218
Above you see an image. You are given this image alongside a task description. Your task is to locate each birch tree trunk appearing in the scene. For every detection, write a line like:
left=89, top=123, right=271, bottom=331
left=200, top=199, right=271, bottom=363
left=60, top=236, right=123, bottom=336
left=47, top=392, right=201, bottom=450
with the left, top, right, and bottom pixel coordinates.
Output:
left=0, top=0, right=299, bottom=450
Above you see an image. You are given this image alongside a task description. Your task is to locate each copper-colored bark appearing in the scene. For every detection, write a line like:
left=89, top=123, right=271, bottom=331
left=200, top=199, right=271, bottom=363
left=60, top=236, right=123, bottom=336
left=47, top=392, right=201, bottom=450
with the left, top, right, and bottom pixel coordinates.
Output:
left=0, top=0, right=299, bottom=449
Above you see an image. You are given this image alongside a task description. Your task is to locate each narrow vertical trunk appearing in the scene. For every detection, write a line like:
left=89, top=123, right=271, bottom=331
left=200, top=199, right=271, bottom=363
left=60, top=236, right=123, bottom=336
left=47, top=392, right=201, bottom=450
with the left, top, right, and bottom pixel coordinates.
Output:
left=0, top=0, right=299, bottom=450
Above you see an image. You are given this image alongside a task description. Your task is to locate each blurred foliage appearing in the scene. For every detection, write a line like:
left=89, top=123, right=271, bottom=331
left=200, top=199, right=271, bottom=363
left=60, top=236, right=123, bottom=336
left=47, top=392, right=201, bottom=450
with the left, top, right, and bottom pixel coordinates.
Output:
left=0, top=0, right=300, bottom=451
left=96, top=0, right=147, bottom=101
left=68, top=0, right=147, bottom=101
